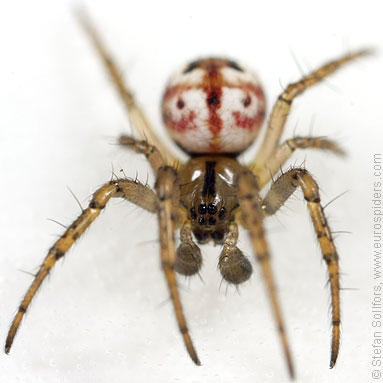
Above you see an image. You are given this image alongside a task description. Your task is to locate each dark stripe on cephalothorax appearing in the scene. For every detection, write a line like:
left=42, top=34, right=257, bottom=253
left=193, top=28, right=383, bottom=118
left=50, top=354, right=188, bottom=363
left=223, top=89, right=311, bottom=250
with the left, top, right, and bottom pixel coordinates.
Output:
left=202, top=161, right=216, bottom=197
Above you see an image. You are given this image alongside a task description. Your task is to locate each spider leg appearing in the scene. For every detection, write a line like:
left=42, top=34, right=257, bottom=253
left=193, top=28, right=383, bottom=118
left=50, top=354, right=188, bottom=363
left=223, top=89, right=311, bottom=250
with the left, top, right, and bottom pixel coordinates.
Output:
left=5, top=179, right=157, bottom=354
left=155, top=166, right=200, bottom=365
left=255, top=136, right=345, bottom=188
left=76, top=11, right=180, bottom=165
left=251, top=49, right=372, bottom=172
left=119, top=135, right=168, bottom=173
left=237, top=170, right=295, bottom=379
left=262, top=167, right=340, bottom=369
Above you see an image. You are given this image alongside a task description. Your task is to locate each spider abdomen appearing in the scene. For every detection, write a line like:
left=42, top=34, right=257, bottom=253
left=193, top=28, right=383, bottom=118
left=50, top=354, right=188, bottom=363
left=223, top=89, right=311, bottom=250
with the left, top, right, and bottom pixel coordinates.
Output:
left=162, top=58, right=266, bottom=155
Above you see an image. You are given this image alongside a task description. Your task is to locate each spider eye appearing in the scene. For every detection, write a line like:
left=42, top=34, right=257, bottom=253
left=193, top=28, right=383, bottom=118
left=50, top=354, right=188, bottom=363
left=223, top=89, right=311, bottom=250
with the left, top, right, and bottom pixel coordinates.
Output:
left=207, top=203, right=217, bottom=214
left=218, top=207, right=226, bottom=220
left=190, top=207, right=197, bottom=220
left=198, top=203, right=207, bottom=214
left=198, top=217, right=205, bottom=225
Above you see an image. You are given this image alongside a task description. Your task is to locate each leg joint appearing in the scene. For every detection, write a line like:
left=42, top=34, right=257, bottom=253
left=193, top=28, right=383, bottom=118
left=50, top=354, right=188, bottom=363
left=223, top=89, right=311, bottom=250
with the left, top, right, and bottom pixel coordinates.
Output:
left=323, top=252, right=338, bottom=264
left=89, top=200, right=106, bottom=210
left=278, top=94, right=292, bottom=105
left=51, top=246, right=65, bottom=260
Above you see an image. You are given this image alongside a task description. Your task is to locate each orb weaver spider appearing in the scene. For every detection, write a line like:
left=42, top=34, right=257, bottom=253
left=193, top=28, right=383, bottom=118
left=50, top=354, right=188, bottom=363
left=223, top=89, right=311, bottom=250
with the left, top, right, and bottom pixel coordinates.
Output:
left=5, top=12, right=371, bottom=379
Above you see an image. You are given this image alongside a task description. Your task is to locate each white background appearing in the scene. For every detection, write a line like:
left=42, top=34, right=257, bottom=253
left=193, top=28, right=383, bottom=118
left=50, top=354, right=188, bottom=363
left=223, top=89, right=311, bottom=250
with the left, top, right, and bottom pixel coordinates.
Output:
left=0, top=1, right=382, bottom=382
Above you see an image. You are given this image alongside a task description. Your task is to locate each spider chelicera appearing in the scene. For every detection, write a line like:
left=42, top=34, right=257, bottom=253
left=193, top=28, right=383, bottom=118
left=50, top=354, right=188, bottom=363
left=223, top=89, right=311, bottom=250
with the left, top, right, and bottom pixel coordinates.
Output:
left=5, top=12, right=371, bottom=379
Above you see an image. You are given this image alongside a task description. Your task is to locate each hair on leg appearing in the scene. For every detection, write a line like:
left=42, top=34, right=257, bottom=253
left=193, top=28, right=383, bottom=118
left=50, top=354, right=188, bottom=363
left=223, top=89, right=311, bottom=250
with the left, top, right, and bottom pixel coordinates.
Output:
left=237, top=170, right=295, bottom=379
left=262, top=167, right=341, bottom=368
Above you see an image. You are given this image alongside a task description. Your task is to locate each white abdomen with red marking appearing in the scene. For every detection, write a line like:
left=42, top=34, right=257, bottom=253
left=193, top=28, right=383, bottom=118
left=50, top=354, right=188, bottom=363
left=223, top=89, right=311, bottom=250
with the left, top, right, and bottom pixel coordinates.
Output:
left=162, top=58, right=266, bottom=154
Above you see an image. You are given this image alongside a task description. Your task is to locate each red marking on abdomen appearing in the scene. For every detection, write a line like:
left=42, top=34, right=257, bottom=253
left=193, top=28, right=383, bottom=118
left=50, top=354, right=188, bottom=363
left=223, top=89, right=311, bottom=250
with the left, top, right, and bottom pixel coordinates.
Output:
left=170, top=111, right=197, bottom=132
left=233, top=110, right=265, bottom=131
left=206, top=88, right=223, bottom=151
left=163, top=84, right=190, bottom=102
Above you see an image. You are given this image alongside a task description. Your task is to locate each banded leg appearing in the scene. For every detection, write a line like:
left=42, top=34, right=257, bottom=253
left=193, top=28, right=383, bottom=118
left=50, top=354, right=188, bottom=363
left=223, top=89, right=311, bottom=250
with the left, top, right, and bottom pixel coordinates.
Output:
left=5, top=179, right=157, bottom=354
left=237, top=170, right=295, bottom=379
left=255, top=136, right=345, bottom=188
left=251, top=49, right=371, bottom=171
left=76, top=11, right=180, bottom=165
left=155, top=166, right=200, bottom=365
left=119, top=135, right=167, bottom=173
left=262, top=168, right=340, bottom=368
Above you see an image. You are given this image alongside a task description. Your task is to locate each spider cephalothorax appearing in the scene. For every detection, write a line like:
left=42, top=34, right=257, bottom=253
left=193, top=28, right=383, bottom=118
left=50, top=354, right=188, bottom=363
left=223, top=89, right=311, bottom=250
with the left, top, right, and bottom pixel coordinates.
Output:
left=178, top=156, right=242, bottom=245
left=5, top=11, right=371, bottom=380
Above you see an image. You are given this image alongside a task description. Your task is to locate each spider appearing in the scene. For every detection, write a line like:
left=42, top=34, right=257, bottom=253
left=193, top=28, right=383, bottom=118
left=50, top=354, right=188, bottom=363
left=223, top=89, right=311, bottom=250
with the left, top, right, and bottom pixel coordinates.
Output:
left=5, top=12, right=371, bottom=379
